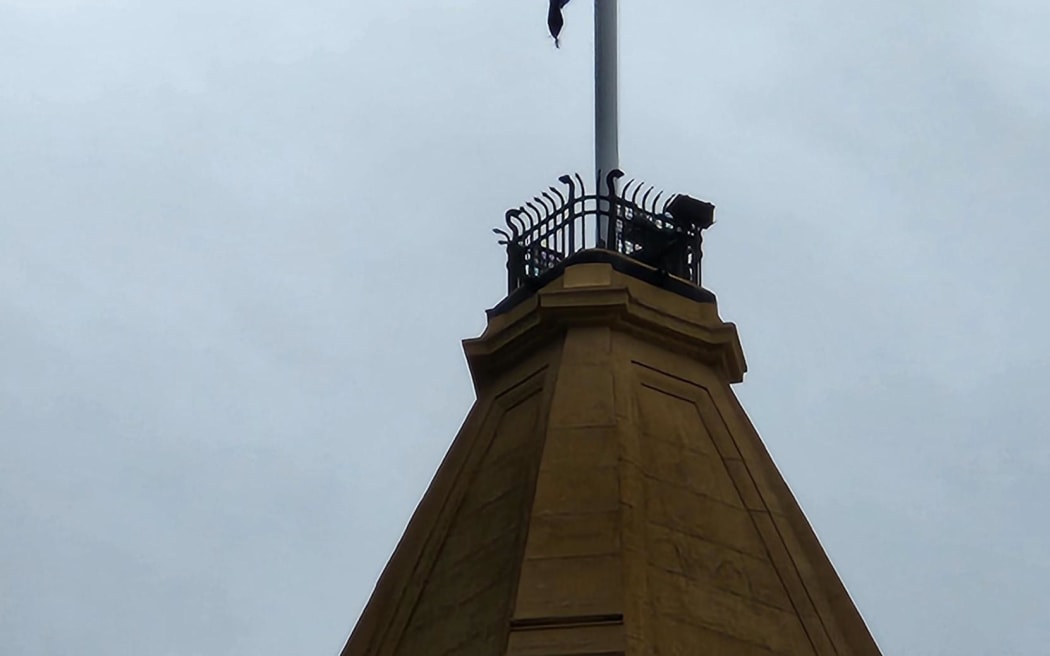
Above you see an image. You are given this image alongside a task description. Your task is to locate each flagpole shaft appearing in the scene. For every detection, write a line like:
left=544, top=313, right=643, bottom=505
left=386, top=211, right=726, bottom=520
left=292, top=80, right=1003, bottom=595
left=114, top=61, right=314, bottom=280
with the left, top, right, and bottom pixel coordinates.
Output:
left=595, top=0, right=618, bottom=247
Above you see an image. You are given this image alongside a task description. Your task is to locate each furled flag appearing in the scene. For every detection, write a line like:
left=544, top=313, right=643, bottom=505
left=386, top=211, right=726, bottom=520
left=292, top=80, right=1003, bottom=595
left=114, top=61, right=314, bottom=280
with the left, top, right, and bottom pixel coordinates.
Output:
left=548, top=0, right=571, bottom=47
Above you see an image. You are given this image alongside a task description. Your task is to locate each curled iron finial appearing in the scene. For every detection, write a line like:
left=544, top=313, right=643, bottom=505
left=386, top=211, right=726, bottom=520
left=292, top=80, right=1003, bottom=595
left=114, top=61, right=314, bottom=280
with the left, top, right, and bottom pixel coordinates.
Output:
left=505, top=209, right=526, bottom=237
left=541, top=191, right=559, bottom=215
left=493, top=227, right=512, bottom=245
left=532, top=196, right=549, bottom=216
left=535, top=195, right=555, bottom=216
left=524, top=201, right=543, bottom=226
left=651, top=191, right=664, bottom=213
left=641, top=185, right=656, bottom=211
left=661, top=194, right=678, bottom=214
left=621, top=177, right=637, bottom=200
left=630, top=181, right=647, bottom=206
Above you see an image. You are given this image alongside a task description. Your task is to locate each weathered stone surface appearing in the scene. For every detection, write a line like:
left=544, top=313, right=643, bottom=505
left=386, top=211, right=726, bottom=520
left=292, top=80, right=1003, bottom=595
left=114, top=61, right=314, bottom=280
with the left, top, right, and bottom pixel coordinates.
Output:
left=647, top=565, right=814, bottom=654
left=523, top=512, right=621, bottom=560
left=514, top=554, right=623, bottom=619
left=548, top=365, right=616, bottom=428
left=645, top=523, right=792, bottom=612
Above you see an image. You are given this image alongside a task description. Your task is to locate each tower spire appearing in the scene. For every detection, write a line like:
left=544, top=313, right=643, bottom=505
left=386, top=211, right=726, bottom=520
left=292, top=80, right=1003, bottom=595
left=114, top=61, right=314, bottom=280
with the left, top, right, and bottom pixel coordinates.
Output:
left=340, top=175, right=883, bottom=655
left=339, top=10, right=881, bottom=654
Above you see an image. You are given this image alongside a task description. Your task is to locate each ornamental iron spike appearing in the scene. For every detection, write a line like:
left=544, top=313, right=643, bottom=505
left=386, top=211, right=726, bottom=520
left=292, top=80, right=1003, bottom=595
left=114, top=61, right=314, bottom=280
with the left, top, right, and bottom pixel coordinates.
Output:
left=651, top=191, right=664, bottom=213
left=630, top=181, right=646, bottom=206
left=505, top=209, right=526, bottom=238
left=541, top=191, right=559, bottom=214
left=622, top=178, right=637, bottom=200
left=661, top=194, right=678, bottom=213
left=524, top=201, right=542, bottom=225
left=641, top=185, right=656, bottom=211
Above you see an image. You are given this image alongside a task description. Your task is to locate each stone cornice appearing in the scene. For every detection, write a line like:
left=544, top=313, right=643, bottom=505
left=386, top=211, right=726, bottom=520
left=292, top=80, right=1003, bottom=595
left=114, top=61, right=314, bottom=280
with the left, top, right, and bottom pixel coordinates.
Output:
left=464, top=262, right=747, bottom=386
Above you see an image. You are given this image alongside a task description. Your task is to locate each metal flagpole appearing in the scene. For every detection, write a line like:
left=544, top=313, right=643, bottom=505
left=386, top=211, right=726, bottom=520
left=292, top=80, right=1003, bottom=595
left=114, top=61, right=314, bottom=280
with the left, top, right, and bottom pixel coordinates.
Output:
left=594, top=0, right=619, bottom=247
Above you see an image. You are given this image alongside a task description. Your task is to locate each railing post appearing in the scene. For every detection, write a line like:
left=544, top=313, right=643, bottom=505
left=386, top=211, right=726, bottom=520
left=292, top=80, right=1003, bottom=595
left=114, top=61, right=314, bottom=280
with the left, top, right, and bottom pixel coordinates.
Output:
left=507, top=242, right=524, bottom=293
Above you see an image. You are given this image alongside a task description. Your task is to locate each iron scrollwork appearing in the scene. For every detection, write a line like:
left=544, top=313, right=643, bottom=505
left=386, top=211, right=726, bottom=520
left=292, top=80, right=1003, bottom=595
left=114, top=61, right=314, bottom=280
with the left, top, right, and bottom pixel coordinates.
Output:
left=495, top=170, right=715, bottom=294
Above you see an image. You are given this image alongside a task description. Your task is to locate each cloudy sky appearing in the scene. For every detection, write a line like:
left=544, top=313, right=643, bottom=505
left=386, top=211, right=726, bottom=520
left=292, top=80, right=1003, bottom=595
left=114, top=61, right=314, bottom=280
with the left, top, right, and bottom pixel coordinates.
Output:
left=2, top=0, right=1049, bottom=653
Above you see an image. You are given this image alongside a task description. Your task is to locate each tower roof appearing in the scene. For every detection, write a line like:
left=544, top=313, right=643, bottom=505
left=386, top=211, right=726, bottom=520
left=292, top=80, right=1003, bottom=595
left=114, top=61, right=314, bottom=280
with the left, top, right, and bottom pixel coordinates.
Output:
left=343, top=176, right=880, bottom=655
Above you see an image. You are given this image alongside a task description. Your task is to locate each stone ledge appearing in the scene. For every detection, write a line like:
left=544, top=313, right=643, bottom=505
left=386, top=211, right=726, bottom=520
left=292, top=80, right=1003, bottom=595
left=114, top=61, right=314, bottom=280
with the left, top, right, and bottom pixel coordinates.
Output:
left=464, top=262, right=746, bottom=385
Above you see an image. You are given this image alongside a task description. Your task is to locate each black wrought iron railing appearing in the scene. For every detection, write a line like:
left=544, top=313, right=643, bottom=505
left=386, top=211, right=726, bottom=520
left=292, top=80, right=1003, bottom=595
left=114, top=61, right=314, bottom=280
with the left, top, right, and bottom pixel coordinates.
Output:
left=494, top=170, right=717, bottom=294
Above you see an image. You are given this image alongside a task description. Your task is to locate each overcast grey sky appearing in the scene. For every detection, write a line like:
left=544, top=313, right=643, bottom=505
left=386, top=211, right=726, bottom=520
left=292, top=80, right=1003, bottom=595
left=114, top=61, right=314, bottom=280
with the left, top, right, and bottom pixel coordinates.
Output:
left=1, top=0, right=1048, bottom=653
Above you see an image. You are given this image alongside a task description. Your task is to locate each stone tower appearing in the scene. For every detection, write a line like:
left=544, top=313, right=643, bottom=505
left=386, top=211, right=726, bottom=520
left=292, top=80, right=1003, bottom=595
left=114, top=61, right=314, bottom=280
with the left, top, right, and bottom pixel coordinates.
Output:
left=342, top=172, right=881, bottom=655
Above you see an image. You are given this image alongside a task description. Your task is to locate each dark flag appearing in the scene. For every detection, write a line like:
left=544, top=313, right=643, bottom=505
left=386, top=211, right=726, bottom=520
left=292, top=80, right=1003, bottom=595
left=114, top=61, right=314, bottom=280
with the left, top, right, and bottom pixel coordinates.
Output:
left=548, top=0, right=571, bottom=47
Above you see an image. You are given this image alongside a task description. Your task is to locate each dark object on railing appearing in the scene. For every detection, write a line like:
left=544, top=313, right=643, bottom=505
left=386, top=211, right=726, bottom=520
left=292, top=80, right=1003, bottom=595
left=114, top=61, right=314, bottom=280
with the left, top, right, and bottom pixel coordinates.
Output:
left=494, top=170, right=716, bottom=295
left=666, top=194, right=715, bottom=230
